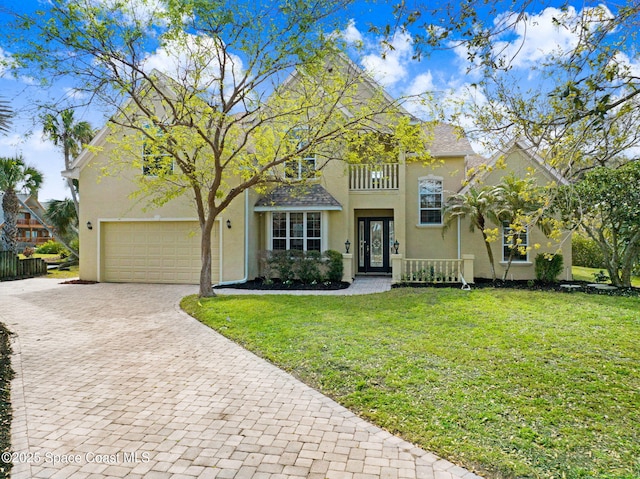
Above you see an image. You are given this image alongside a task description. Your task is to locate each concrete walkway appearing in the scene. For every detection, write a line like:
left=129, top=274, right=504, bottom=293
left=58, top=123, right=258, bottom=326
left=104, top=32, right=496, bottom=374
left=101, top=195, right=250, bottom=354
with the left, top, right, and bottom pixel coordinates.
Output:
left=1, top=277, right=482, bottom=479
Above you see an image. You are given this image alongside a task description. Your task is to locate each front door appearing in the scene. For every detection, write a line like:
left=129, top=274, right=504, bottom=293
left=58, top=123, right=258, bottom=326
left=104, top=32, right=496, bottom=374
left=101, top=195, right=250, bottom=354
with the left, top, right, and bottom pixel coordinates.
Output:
left=358, top=218, right=394, bottom=274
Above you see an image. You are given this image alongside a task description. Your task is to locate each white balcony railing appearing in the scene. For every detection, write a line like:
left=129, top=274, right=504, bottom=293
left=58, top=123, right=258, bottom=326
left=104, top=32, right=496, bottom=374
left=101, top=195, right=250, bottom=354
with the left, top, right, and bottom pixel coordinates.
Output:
left=349, top=163, right=399, bottom=191
left=401, top=258, right=463, bottom=283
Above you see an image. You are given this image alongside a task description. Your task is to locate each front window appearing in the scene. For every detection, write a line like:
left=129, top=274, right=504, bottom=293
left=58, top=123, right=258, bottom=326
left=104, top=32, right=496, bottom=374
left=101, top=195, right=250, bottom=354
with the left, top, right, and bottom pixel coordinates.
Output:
left=272, top=212, right=322, bottom=251
left=142, top=142, right=174, bottom=176
left=419, top=177, right=443, bottom=225
left=503, top=222, right=529, bottom=262
left=285, top=157, right=316, bottom=180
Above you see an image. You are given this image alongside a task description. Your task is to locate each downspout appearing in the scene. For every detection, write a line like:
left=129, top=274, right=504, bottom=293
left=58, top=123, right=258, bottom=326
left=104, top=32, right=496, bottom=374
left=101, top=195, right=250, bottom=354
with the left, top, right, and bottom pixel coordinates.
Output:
left=457, top=216, right=461, bottom=260
left=217, top=189, right=249, bottom=286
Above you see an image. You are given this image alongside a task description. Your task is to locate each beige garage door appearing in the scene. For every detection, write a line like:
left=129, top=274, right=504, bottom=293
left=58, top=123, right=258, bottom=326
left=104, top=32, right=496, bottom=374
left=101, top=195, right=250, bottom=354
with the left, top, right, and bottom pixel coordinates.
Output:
left=101, top=221, right=219, bottom=284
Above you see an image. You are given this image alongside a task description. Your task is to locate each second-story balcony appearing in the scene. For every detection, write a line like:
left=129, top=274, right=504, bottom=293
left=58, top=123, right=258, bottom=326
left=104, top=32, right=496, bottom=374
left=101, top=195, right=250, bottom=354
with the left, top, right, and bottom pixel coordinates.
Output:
left=17, top=219, right=46, bottom=227
left=349, top=163, right=399, bottom=191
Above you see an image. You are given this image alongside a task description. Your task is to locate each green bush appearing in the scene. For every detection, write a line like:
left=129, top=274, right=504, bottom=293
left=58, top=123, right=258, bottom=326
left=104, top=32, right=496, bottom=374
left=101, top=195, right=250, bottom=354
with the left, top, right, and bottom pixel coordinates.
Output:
left=536, top=253, right=563, bottom=283
left=535, top=253, right=564, bottom=283
left=263, top=249, right=344, bottom=284
left=572, top=234, right=605, bottom=268
left=323, top=250, right=343, bottom=282
left=268, top=250, right=296, bottom=283
left=35, top=240, right=65, bottom=255
left=295, top=250, right=322, bottom=284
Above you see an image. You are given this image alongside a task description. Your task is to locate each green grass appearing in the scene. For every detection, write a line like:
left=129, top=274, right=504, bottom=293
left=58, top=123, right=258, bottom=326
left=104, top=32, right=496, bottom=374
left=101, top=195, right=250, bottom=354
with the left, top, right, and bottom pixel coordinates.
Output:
left=182, top=289, right=640, bottom=479
left=572, top=266, right=640, bottom=287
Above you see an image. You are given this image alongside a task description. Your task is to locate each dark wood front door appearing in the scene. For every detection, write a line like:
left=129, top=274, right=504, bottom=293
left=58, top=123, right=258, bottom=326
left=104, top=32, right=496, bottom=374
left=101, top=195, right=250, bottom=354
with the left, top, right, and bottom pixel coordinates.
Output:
left=358, top=218, right=394, bottom=273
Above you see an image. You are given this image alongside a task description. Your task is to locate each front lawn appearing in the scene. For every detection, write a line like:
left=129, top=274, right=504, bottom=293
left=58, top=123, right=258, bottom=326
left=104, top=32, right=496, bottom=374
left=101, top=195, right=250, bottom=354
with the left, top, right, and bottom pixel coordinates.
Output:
left=572, top=266, right=640, bottom=287
left=182, top=289, right=640, bottom=479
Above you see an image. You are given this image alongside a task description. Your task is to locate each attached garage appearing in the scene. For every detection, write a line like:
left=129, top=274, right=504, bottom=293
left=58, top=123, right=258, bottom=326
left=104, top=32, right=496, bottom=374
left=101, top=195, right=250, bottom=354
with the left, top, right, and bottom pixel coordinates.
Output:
left=100, top=220, right=220, bottom=284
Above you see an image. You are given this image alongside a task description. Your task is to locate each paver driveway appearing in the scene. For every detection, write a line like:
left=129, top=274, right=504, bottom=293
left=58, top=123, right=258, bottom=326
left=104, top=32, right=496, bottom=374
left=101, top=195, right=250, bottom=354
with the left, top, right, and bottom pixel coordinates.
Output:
left=1, top=278, right=482, bottom=479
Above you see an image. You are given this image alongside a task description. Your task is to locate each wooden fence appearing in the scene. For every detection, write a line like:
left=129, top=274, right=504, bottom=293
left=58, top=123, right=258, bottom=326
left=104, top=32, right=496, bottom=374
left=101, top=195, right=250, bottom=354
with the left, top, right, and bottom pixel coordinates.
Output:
left=0, top=250, right=48, bottom=281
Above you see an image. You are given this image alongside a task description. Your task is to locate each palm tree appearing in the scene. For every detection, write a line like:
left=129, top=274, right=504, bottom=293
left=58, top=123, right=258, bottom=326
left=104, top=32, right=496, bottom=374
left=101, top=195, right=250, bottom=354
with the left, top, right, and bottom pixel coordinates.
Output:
left=444, top=185, right=503, bottom=281
left=0, top=98, right=12, bottom=134
left=42, top=109, right=93, bottom=218
left=495, top=175, right=552, bottom=281
left=0, top=156, right=44, bottom=253
left=45, top=198, right=78, bottom=242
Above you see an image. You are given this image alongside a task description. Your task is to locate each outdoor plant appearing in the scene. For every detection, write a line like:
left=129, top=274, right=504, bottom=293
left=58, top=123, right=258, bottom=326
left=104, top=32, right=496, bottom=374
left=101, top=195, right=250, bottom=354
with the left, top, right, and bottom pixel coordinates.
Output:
left=534, top=253, right=563, bottom=283
left=35, top=240, right=65, bottom=255
left=593, top=270, right=609, bottom=284
left=295, top=250, right=322, bottom=284
left=323, top=250, right=343, bottom=282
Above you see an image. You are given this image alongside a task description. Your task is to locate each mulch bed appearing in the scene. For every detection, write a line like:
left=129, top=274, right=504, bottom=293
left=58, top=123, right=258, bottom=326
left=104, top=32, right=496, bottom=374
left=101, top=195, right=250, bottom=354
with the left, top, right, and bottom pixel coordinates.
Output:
left=215, top=278, right=350, bottom=291
left=0, top=323, right=13, bottom=479
left=395, top=278, right=640, bottom=297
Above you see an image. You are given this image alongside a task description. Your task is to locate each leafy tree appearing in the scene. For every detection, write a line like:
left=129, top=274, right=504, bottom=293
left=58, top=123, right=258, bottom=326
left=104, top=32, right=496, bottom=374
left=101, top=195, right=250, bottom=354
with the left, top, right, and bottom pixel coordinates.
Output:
left=444, top=186, right=503, bottom=281
left=0, top=156, right=43, bottom=253
left=380, top=2, right=640, bottom=179
left=42, top=109, right=94, bottom=219
left=494, top=175, right=555, bottom=280
left=554, top=161, right=640, bottom=287
left=6, top=1, right=431, bottom=296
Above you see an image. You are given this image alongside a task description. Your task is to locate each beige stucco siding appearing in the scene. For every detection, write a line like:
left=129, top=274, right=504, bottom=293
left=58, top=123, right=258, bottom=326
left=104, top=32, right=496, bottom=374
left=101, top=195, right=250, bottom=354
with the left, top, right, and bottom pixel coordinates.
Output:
left=78, top=137, right=247, bottom=284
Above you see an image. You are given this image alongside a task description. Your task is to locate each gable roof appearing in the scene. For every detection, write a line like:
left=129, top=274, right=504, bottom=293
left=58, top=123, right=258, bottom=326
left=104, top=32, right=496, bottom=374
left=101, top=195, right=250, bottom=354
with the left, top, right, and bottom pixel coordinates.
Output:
left=459, top=138, right=569, bottom=194
left=427, top=124, right=476, bottom=157
left=255, top=184, right=342, bottom=211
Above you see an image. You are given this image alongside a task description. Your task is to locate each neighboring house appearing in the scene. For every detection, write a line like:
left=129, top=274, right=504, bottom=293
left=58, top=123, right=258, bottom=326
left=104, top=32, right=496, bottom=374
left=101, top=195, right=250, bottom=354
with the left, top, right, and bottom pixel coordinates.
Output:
left=0, top=193, right=55, bottom=250
left=66, top=65, right=571, bottom=285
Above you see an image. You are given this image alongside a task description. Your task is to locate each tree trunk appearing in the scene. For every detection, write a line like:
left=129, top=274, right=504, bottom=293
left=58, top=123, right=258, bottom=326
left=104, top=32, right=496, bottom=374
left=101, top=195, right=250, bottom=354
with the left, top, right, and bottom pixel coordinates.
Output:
left=481, top=231, right=497, bottom=281
left=1, top=189, right=19, bottom=253
left=198, top=219, right=215, bottom=297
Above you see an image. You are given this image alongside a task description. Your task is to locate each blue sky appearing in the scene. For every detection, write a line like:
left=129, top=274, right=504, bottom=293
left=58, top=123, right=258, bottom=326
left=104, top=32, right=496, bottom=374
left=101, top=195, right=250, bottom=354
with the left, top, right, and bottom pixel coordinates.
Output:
left=0, top=0, right=635, bottom=201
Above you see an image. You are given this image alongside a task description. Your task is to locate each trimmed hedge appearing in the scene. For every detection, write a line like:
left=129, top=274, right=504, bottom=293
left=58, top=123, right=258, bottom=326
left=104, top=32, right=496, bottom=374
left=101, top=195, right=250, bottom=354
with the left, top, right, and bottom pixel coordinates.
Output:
left=572, top=234, right=605, bottom=268
left=263, top=249, right=343, bottom=284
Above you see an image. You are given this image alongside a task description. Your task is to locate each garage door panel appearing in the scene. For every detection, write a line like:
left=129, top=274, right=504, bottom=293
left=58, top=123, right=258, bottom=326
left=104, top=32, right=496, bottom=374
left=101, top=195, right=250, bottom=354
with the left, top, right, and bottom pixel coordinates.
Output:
left=102, top=221, right=219, bottom=284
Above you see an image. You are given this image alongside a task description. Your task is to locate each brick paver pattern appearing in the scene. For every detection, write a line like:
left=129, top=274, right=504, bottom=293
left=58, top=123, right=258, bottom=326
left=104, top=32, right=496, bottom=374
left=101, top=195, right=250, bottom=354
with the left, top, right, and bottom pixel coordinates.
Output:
left=1, top=278, right=482, bottom=479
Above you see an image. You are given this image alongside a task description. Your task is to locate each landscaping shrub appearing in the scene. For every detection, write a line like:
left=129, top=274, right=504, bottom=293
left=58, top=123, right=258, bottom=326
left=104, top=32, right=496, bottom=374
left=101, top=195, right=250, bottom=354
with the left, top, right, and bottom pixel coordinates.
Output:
left=323, top=250, right=343, bottom=282
left=295, top=250, right=322, bottom=284
left=268, top=250, right=296, bottom=283
left=572, top=234, right=605, bottom=268
left=35, top=240, right=65, bottom=255
left=263, top=249, right=344, bottom=284
left=535, top=253, right=563, bottom=283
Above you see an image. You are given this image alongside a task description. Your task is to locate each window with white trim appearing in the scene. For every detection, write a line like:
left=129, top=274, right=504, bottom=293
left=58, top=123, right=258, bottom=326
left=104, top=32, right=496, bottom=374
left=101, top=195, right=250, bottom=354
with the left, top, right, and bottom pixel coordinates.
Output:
left=418, top=177, right=443, bottom=224
left=142, top=141, right=173, bottom=176
left=502, top=222, right=529, bottom=262
left=272, top=212, right=322, bottom=251
left=285, top=157, right=316, bottom=180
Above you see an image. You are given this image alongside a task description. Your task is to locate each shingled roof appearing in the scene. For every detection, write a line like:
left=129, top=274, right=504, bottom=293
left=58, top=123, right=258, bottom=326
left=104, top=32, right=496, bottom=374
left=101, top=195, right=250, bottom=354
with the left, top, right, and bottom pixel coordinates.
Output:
left=427, top=124, right=476, bottom=157
left=255, top=184, right=342, bottom=211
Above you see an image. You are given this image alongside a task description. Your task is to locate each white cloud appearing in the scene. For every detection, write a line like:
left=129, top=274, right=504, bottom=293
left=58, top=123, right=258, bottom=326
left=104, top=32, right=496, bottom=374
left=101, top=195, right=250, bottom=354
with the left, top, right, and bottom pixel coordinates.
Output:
left=90, top=0, right=168, bottom=26
left=0, top=130, right=69, bottom=201
left=143, top=33, right=244, bottom=92
left=454, top=5, right=615, bottom=71
left=341, top=19, right=363, bottom=45
left=361, top=30, right=415, bottom=87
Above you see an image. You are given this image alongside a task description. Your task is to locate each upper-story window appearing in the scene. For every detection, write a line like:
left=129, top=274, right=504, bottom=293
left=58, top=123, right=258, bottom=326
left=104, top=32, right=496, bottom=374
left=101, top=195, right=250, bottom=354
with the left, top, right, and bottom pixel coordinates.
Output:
left=503, top=222, right=529, bottom=262
left=142, top=142, right=174, bottom=176
left=285, top=157, right=316, bottom=180
left=418, top=177, right=443, bottom=225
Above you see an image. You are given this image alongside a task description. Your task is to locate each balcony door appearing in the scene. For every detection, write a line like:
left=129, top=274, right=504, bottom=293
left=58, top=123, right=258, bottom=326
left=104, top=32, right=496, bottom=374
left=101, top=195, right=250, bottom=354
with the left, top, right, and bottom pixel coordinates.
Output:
left=358, top=218, right=394, bottom=274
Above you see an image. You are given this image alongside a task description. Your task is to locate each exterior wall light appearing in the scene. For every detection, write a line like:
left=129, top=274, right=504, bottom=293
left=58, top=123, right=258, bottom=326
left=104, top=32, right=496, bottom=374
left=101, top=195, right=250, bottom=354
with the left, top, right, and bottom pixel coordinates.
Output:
left=226, top=219, right=232, bottom=229
left=393, top=240, right=400, bottom=254
left=87, top=221, right=93, bottom=230
left=345, top=239, right=351, bottom=253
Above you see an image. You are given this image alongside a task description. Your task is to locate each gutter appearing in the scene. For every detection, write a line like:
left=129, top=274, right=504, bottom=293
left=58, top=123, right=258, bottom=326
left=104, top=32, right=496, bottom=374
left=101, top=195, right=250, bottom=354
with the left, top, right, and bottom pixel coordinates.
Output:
left=216, top=189, right=250, bottom=286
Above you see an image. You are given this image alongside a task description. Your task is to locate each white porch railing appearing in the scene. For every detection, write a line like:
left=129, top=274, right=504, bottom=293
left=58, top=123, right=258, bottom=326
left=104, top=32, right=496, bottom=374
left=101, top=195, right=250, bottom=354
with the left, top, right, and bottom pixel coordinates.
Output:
left=349, top=163, right=399, bottom=190
left=401, top=258, right=463, bottom=283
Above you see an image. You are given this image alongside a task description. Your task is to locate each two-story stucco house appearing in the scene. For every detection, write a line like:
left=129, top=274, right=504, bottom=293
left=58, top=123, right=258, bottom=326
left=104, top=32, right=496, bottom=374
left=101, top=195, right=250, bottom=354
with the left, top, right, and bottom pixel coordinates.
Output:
left=67, top=62, right=571, bottom=286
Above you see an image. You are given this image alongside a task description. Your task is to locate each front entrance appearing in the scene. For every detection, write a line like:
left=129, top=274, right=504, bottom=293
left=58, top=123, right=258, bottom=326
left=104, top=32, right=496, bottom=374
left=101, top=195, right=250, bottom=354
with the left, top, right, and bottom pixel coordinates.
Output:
left=358, top=217, right=394, bottom=274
